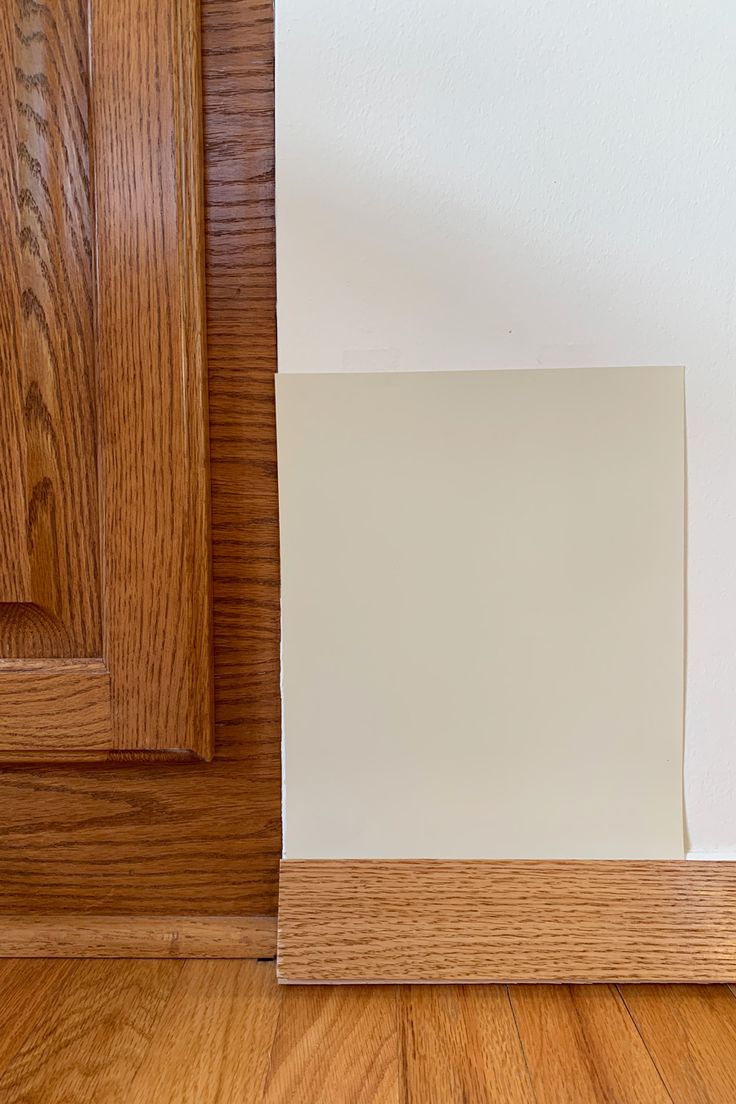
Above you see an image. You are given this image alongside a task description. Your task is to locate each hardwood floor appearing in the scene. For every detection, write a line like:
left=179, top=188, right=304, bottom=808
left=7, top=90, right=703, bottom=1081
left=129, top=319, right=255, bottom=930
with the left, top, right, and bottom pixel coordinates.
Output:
left=0, top=961, right=734, bottom=1102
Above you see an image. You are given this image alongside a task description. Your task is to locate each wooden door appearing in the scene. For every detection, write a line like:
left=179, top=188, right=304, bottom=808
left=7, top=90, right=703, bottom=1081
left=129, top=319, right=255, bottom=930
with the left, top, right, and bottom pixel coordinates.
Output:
left=0, top=0, right=213, bottom=761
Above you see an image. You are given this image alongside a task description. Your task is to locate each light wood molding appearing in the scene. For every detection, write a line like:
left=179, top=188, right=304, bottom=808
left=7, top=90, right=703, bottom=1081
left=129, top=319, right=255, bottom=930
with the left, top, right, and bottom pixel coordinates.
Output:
left=0, top=0, right=213, bottom=758
left=0, top=915, right=276, bottom=959
left=278, top=860, right=736, bottom=983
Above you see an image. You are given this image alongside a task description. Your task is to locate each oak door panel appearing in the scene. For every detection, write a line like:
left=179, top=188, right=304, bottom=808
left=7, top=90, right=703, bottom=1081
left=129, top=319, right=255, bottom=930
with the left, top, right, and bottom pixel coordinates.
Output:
left=0, top=0, right=281, bottom=916
left=0, top=0, right=99, bottom=656
left=0, top=0, right=213, bottom=758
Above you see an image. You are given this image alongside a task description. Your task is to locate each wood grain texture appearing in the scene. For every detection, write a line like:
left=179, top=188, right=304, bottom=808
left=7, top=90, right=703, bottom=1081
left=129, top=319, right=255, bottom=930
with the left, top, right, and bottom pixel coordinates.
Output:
left=278, top=860, right=736, bottom=983
left=0, top=914, right=276, bottom=958
left=0, top=3, right=28, bottom=607
left=129, top=961, right=281, bottom=1103
left=0, top=0, right=213, bottom=756
left=0, top=660, right=110, bottom=753
left=400, top=986, right=533, bottom=1103
left=0, top=959, right=74, bottom=1070
left=92, top=0, right=213, bottom=755
left=4, top=962, right=736, bottom=1104
left=509, top=985, right=671, bottom=1103
left=0, top=0, right=100, bottom=655
left=621, top=985, right=736, bottom=1103
left=0, top=0, right=280, bottom=914
left=264, top=985, right=399, bottom=1103
left=0, top=959, right=182, bottom=1103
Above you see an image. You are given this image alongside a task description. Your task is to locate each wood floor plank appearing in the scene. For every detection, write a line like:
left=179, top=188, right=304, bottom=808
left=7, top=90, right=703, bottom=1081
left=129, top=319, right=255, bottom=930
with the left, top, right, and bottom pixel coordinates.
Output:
left=0, top=960, right=73, bottom=1073
left=3, top=959, right=736, bottom=1104
left=620, top=985, right=736, bottom=1103
left=0, top=960, right=183, bottom=1104
left=263, top=985, right=399, bottom=1104
left=510, top=984, right=672, bottom=1103
left=400, top=985, right=534, bottom=1103
left=129, top=960, right=280, bottom=1104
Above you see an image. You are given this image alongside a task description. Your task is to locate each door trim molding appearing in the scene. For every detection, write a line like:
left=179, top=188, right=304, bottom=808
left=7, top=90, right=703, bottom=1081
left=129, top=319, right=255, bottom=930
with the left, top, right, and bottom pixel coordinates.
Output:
left=278, top=860, right=736, bottom=983
left=0, top=915, right=276, bottom=958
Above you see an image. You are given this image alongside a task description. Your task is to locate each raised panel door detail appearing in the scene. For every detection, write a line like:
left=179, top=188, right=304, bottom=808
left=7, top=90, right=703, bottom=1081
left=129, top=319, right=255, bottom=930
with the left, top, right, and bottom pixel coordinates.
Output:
left=0, top=0, right=213, bottom=760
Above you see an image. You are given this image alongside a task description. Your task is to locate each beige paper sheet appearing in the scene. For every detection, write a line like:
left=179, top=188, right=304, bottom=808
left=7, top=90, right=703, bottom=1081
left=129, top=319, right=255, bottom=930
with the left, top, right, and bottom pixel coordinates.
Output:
left=276, top=367, right=685, bottom=859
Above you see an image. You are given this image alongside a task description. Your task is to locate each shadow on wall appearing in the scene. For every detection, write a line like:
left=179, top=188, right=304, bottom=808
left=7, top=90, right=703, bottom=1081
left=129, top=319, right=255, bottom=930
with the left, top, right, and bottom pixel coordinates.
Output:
left=276, top=136, right=736, bottom=855
left=276, top=139, right=725, bottom=377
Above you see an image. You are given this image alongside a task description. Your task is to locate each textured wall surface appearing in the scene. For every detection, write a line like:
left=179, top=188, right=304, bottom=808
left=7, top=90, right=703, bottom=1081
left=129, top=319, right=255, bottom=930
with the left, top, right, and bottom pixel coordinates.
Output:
left=276, top=0, right=736, bottom=854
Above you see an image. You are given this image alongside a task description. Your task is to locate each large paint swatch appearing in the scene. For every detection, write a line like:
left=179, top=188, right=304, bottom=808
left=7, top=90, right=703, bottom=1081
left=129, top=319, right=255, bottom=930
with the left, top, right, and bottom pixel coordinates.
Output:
left=277, top=367, right=685, bottom=859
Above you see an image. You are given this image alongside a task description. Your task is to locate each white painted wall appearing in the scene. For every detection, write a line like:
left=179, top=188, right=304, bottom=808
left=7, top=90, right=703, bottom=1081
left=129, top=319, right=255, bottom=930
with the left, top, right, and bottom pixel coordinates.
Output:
left=276, top=0, right=736, bottom=855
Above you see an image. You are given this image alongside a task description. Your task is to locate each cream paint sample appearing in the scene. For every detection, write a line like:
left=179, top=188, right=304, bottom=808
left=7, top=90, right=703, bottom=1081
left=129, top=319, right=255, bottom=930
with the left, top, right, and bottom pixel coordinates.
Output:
left=277, top=367, right=685, bottom=860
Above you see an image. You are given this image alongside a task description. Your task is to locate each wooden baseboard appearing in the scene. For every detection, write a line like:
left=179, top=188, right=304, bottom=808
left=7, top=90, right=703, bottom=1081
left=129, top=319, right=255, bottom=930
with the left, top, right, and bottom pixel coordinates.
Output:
left=278, top=860, right=736, bottom=983
left=0, top=914, right=277, bottom=958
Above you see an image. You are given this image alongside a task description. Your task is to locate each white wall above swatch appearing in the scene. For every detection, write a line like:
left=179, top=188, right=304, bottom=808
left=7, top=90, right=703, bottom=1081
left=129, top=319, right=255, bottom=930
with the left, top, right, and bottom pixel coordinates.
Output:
left=275, top=0, right=736, bottom=854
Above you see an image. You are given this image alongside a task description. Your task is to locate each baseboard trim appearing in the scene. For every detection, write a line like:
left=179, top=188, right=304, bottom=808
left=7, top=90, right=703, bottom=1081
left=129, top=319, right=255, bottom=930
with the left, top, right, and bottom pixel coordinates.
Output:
left=278, top=860, right=736, bottom=983
left=0, top=914, right=277, bottom=958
